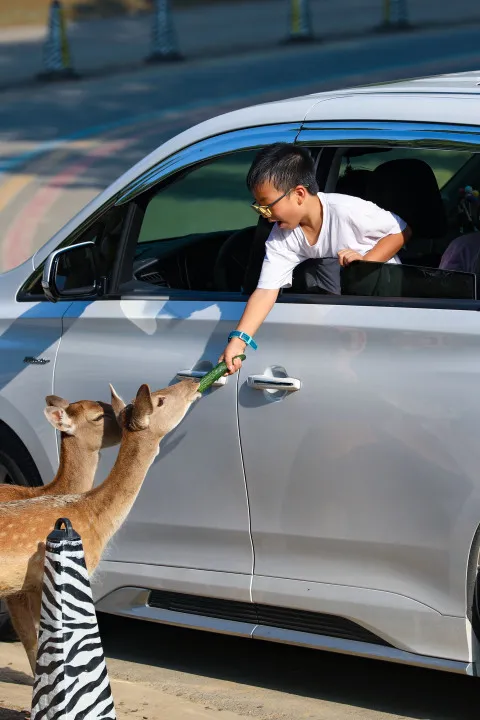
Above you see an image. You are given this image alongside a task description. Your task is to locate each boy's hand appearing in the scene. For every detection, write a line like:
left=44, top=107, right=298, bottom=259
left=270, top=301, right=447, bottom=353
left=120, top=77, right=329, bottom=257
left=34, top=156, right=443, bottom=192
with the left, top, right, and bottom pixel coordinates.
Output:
left=219, top=337, right=247, bottom=375
left=338, top=249, right=364, bottom=266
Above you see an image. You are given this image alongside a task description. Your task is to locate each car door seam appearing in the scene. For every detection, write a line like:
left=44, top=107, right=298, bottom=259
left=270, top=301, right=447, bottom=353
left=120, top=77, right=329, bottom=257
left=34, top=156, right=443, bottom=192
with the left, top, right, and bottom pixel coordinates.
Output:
left=235, top=370, right=255, bottom=603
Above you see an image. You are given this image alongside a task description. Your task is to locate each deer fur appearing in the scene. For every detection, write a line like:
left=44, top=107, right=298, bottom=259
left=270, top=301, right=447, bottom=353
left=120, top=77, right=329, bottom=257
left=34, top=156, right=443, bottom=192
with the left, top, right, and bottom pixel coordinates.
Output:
left=0, top=379, right=200, bottom=673
left=0, top=396, right=122, bottom=502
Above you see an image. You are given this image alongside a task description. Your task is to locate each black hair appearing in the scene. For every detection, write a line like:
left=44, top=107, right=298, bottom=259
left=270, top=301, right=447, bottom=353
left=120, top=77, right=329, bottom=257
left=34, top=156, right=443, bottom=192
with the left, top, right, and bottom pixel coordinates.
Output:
left=246, top=143, right=319, bottom=196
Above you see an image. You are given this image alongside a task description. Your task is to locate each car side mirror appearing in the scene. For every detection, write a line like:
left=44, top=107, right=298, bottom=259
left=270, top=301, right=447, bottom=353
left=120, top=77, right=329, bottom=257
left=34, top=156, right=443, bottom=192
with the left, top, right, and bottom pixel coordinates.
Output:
left=42, top=241, right=103, bottom=303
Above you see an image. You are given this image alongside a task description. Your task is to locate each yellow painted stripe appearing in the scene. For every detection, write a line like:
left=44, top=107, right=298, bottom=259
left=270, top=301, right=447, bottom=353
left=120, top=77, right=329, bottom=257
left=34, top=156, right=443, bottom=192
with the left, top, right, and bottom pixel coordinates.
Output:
left=0, top=174, right=35, bottom=213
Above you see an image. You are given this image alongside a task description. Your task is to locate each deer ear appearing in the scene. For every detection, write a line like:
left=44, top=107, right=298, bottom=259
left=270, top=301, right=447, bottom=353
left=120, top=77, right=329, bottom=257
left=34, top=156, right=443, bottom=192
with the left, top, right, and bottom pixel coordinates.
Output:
left=45, top=395, right=69, bottom=409
left=132, top=384, right=154, bottom=429
left=109, top=384, right=126, bottom=418
left=44, top=406, right=75, bottom=435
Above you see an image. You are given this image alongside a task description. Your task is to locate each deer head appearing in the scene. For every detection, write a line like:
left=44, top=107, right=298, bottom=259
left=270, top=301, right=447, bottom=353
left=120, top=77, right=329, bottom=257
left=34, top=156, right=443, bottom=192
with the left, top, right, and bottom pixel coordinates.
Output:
left=44, top=396, right=122, bottom=451
left=110, top=379, right=201, bottom=441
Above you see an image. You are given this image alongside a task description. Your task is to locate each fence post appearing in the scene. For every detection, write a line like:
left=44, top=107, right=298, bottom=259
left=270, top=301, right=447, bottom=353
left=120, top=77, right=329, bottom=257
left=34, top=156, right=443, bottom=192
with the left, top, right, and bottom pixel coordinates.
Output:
left=285, top=0, right=314, bottom=43
left=146, top=0, right=183, bottom=63
left=31, top=518, right=116, bottom=720
left=38, top=0, right=78, bottom=81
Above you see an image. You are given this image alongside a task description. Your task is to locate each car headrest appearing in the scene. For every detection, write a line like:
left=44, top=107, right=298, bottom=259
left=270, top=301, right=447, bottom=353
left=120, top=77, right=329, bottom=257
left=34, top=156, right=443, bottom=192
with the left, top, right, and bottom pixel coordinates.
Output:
left=366, top=158, right=447, bottom=239
left=335, top=169, right=372, bottom=200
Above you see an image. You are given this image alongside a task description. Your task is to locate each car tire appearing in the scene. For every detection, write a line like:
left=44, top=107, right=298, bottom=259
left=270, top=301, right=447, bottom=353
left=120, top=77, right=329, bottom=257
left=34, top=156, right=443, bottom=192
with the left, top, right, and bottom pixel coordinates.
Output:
left=0, top=423, right=43, bottom=642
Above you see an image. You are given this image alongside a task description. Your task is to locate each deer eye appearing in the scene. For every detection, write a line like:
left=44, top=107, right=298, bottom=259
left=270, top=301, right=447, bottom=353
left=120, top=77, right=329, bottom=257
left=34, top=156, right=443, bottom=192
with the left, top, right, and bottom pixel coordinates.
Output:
left=93, top=415, right=104, bottom=422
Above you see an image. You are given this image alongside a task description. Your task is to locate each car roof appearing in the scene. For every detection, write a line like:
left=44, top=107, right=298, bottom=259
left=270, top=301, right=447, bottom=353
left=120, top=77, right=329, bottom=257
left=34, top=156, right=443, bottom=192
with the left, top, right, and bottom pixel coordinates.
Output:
left=302, top=70, right=480, bottom=125
left=33, top=69, right=480, bottom=268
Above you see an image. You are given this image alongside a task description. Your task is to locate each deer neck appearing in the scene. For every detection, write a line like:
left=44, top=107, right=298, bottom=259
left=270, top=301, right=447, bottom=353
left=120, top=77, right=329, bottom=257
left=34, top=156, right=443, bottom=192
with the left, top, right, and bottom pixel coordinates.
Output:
left=41, top=434, right=99, bottom=495
left=84, top=429, right=161, bottom=539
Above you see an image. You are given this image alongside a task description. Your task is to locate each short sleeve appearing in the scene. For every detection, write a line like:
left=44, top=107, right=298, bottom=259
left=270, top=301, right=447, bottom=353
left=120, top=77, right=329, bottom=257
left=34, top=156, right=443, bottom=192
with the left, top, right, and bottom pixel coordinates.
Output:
left=358, top=203, right=407, bottom=245
left=257, top=228, right=303, bottom=290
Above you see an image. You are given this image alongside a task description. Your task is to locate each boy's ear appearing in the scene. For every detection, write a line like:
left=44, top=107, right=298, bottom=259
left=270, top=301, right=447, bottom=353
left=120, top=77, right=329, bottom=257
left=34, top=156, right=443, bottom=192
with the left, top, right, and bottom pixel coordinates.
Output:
left=295, top=185, right=309, bottom=202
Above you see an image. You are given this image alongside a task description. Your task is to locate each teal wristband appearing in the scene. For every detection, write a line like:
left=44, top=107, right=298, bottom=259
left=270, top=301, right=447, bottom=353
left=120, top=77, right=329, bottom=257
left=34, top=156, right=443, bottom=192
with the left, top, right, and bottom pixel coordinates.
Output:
left=228, top=330, right=258, bottom=350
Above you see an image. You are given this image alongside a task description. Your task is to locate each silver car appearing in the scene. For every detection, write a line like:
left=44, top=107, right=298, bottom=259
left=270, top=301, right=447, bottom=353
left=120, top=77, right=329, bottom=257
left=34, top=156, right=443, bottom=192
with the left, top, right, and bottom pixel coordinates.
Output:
left=1, top=69, right=480, bottom=676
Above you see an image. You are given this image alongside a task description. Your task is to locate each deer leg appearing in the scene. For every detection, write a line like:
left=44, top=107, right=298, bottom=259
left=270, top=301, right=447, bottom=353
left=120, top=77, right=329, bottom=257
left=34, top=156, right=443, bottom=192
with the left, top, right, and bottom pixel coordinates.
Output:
left=5, top=593, right=38, bottom=674
left=29, top=590, right=41, bottom=632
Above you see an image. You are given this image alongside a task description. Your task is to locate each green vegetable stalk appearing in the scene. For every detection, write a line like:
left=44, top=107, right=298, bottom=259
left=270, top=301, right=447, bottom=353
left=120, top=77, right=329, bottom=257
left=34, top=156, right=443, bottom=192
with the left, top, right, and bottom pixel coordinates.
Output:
left=197, top=355, right=246, bottom=394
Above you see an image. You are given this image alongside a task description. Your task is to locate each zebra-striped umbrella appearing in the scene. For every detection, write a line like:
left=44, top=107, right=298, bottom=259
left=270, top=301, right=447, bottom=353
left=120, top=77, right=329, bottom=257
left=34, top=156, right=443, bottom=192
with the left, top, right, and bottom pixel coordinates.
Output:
left=31, top=518, right=116, bottom=720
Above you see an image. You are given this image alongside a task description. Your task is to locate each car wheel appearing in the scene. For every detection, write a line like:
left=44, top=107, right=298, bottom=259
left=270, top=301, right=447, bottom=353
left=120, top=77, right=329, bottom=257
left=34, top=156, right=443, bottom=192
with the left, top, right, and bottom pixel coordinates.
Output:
left=0, top=424, right=43, bottom=642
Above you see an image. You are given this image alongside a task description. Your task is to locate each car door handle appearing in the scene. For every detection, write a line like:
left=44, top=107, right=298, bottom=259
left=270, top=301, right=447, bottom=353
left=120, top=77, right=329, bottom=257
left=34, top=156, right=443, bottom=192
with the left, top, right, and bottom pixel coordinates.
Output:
left=176, top=369, right=228, bottom=387
left=247, top=374, right=301, bottom=392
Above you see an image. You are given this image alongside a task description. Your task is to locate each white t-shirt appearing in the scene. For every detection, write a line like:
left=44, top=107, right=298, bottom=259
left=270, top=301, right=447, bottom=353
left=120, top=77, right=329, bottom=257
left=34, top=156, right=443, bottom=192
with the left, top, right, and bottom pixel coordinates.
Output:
left=257, top=192, right=407, bottom=290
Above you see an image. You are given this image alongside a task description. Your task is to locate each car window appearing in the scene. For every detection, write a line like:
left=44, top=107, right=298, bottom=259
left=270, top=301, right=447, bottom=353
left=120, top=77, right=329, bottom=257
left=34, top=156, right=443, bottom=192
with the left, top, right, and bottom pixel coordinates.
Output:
left=123, top=150, right=259, bottom=294
left=338, top=148, right=472, bottom=191
left=341, top=260, right=476, bottom=301
left=138, top=152, right=256, bottom=243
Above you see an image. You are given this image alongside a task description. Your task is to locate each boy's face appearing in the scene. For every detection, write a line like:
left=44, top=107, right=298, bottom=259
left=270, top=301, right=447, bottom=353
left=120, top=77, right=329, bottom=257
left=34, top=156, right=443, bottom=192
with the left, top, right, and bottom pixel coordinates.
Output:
left=252, top=181, right=308, bottom=231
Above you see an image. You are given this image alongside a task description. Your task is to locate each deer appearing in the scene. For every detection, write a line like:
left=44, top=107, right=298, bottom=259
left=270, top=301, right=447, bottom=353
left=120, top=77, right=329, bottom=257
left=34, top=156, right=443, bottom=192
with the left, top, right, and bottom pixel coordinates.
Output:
left=0, top=395, right=122, bottom=503
left=0, top=378, right=201, bottom=673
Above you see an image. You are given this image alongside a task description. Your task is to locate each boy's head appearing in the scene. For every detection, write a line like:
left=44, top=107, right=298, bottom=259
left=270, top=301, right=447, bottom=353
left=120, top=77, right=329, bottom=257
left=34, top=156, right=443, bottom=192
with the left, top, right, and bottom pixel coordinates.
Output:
left=247, top=143, right=319, bottom=230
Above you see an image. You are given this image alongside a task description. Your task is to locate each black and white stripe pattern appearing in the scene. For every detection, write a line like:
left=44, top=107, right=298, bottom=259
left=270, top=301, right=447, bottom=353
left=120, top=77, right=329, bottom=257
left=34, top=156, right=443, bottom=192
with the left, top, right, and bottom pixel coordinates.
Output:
left=31, top=519, right=116, bottom=720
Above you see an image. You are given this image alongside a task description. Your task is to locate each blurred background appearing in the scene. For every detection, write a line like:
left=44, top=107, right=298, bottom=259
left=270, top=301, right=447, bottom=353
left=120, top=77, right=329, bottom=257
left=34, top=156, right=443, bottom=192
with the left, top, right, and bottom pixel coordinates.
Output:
left=0, top=0, right=479, bottom=272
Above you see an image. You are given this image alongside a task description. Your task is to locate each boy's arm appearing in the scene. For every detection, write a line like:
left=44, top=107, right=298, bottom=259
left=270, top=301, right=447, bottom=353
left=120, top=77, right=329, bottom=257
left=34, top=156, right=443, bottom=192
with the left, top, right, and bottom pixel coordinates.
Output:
left=338, top=226, right=412, bottom=266
left=219, top=288, right=279, bottom=373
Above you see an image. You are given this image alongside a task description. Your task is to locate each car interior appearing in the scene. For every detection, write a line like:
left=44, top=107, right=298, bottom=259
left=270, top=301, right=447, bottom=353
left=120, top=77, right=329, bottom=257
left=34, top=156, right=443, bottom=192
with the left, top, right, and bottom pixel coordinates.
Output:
left=117, top=145, right=480, bottom=302
left=20, top=144, right=480, bottom=303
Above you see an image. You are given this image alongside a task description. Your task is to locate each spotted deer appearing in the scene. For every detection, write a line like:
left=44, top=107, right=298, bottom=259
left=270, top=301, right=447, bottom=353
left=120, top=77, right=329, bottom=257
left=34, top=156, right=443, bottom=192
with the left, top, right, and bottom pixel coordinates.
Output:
left=0, top=396, right=122, bottom=503
left=0, top=379, right=200, bottom=672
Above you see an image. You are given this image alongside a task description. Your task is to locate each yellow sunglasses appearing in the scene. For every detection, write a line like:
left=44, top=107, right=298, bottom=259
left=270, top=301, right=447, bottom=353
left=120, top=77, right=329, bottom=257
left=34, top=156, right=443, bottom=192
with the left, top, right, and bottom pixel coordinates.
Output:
left=251, top=187, right=297, bottom=218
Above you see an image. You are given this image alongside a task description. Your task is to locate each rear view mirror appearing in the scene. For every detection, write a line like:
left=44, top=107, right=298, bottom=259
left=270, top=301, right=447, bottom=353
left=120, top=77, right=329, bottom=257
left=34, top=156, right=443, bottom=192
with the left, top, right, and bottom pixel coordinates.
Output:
left=42, top=242, right=102, bottom=303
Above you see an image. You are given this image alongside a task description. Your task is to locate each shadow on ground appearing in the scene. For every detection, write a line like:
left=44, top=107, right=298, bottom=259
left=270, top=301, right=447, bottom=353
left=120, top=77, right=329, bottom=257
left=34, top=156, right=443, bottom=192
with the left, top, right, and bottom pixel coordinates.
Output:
left=99, top=613, right=479, bottom=720
left=0, top=667, right=32, bottom=687
left=0, top=709, right=28, bottom=720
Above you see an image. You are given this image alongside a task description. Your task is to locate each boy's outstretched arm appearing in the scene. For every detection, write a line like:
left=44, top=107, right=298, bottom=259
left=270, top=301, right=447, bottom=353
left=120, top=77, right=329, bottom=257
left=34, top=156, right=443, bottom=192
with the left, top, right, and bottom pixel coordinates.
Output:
left=338, top=226, right=412, bottom=266
left=219, top=288, right=279, bottom=374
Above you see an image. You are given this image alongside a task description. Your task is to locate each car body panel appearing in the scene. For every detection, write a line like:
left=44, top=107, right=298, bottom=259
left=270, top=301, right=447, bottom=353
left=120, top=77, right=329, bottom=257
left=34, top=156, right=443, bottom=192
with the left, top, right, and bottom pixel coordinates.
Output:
left=0, top=261, right=71, bottom=481
left=53, top=298, right=253, bottom=578
left=252, top=575, right=469, bottom=660
left=238, top=302, right=480, bottom=620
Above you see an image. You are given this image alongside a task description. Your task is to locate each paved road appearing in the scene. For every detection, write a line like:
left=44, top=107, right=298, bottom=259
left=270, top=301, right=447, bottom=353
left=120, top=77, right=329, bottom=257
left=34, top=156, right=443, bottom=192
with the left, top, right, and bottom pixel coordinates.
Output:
left=2, top=0, right=480, bottom=89
left=1, top=25, right=480, bottom=271
left=0, top=614, right=479, bottom=719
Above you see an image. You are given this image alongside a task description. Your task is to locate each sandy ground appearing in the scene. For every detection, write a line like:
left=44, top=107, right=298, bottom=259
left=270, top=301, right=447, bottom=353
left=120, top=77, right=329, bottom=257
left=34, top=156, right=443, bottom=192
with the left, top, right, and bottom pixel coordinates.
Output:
left=0, top=640, right=245, bottom=720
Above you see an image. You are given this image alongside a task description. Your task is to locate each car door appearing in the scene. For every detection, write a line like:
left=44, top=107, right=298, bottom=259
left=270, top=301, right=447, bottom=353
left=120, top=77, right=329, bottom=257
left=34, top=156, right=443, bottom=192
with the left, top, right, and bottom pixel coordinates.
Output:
left=238, top=123, right=480, bottom=661
left=51, top=126, right=299, bottom=604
